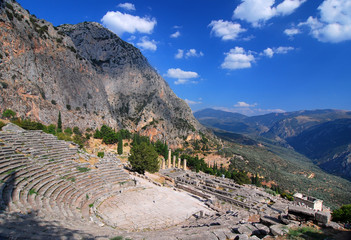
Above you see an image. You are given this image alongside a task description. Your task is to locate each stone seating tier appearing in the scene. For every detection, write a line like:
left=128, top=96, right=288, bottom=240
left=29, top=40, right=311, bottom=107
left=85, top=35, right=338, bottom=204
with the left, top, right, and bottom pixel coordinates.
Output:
left=0, top=125, right=132, bottom=237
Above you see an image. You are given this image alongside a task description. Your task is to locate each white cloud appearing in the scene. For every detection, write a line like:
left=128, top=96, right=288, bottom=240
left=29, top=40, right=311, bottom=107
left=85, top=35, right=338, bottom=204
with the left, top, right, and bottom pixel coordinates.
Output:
left=175, top=49, right=184, bottom=59
left=165, top=68, right=199, bottom=85
left=263, top=48, right=274, bottom=58
left=234, top=101, right=257, bottom=107
left=170, top=31, right=181, bottom=38
left=233, top=0, right=306, bottom=27
left=262, top=46, right=294, bottom=57
left=221, top=47, right=255, bottom=70
left=117, top=3, right=136, bottom=11
left=136, top=37, right=157, bottom=51
left=275, top=46, right=294, bottom=54
left=175, top=49, right=204, bottom=59
left=299, top=0, right=351, bottom=43
left=284, top=27, right=301, bottom=36
left=186, top=49, right=204, bottom=58
left=101, top=11, right=156, bottom=35
left=185, top=99, right=202, bottom=105
left=209, top=20, right=246, bottom=40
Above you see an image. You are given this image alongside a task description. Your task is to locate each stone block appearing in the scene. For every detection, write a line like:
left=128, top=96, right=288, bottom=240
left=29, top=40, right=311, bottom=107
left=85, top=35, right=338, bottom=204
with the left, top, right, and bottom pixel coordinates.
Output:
left=253, top=223, right=270, bottom=235
left=288, top=206, right=315, bottom=218
left=325, top=221, right=343, bottom=230
left=269, top=224, right=289, bottom=236
left=315, top=211, right=331, bottom=224
left=260, top=215, right=282, bottom=226
left=235, top=234, right=249, bottom=240
left=235, top=223, right=258, bottom=236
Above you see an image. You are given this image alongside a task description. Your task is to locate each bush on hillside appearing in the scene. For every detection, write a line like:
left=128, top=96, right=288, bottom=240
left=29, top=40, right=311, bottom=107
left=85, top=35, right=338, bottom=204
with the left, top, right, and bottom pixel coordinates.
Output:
left=2, top=109, right=16, bottom=119
left=0, top=121, right=5, bottom=130
left=332, top=204, right=351, bottom=223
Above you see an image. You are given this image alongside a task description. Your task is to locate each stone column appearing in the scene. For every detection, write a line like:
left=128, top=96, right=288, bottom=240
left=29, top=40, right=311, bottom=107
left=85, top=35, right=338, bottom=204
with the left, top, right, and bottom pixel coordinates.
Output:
left=183, top=159, right=187, bottom=170
left=177, top=158, right=181, bottom=168
left=168, top=149, right=171, bottom=169
left=162, top=158, right=165, bottom=170
left=172, top=155, right=176, bottom=168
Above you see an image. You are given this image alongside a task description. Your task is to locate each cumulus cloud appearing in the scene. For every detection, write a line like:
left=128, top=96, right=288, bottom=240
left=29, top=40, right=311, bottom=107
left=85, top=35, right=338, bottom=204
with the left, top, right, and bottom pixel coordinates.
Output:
left=234, top=101, right=257, bottom=107
left=165, top=68, right=199, bottom=85
left=221, top=47, right=255, bottom=70
left=136, top=36, right=157, bottom=51
left=170, top=31, right=181, bottom=38
left=186, top=49, right=204, bottom=58
left=209, top=20, right=246, bottom=40
left=262, top=46, right=294, bottom=57
left=233, top=0, right=306, bottom=27
left=175, top=49, right=204, bottom=59
left=117, top=3, right=136, bottom=11
left=299, top=0, right=351, bottom=43
left=101, top=11, right=156, bottom=35
left=175, top=49, right=184, bottom=59
left=263, top=48, right=274, bottom=58
left=284, top=27, right=301, bottom=36
left=185, top=99, right=202, bottom=105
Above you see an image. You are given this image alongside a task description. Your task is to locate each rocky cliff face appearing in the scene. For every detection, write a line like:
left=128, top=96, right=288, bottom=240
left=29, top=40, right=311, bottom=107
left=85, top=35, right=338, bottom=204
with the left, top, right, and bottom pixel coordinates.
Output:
left=0, top=0, right=203, bottom=147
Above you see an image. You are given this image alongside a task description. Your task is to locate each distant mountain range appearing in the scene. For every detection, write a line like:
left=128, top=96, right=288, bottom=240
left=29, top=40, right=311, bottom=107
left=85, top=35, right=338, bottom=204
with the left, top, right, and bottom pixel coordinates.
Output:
left=195, top=108, right=351, bottom=180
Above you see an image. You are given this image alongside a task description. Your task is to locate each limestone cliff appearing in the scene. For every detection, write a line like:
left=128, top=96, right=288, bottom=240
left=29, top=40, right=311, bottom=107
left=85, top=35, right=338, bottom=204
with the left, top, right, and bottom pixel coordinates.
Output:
left=0, top=0, right=203, bottom=147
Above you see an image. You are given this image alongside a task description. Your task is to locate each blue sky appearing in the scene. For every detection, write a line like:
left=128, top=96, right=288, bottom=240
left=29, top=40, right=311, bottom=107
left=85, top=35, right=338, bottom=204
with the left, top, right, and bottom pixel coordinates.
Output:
left=17, top=0, right=351, bottom=116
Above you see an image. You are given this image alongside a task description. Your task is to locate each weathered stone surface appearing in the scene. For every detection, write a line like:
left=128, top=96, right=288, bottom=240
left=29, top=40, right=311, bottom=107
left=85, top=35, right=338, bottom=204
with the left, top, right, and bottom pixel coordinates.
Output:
left=325, top=221, right=343, bottom=230
left=249, top=236, right=260, bottom=240
left=2, top=123, right=25, bottom=133
left=260, top=215, right=282, bottom=226
left=253, top=223, right=270, bottom=235
left=235, top=224, right=258, bottom=236
left=288, top=206, right=315, bottom=218
left=236, top=234, right=249, bottom=240
left=269, top=224, right=289, bottom=236
left=315, top=211, right=331, bottom=224
left=0, top=0, right=205, bottom=147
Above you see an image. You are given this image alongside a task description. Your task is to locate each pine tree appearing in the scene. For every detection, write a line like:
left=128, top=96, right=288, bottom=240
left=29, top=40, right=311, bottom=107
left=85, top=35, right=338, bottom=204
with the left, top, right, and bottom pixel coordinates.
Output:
left=117, top=134, right=123, bottom=155
left=57, top=112, right=62, bottom=133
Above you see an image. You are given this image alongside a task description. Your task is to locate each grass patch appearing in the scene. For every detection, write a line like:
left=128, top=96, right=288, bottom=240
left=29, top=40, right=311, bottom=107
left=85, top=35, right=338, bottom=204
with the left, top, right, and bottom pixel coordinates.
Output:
left=109, top=237, right=124, bottom=240
left=67, top=177, right=76, bottom=182
left=76, top=167, right=90, bottom=173
left=287, top=226, right=328, bottom=240
left=29, top=189, right=37, bottom=195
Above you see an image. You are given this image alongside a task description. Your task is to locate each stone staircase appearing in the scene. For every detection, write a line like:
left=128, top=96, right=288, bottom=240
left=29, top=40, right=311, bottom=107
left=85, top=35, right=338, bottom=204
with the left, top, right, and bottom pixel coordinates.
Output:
left=0, top=124, right=133, bottom=239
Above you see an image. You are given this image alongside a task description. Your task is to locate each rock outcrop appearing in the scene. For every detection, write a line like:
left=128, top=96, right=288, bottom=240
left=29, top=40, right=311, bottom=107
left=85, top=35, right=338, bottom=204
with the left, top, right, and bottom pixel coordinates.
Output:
left=0, top=0, right=203, bottom=147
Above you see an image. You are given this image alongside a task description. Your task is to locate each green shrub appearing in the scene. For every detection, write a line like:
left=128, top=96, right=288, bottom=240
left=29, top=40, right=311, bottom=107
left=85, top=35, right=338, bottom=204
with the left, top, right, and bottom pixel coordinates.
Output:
left=97, top=152, right=104, bottom=158
left=73, top=126, right=81, bottom=135
left=51, top=100, right=57, bottom=105
left=77, top=167, right=90, bottom=173
left=46, top=124, right=56, bottom=135
left=73, top=134, right=86, bottom=148
left=2, top=109, right=16, bottom=119
left=0, top=81, right=8, bottom=89
left=66, top=104, right=71, bottom=110
left=64, top=127, right=73, bottom=135
left=0, top=121, right=5, bottom=130
left=56, top=132, right=72, bottom=142
left=332, top=204, right=351, bottom=223
left=29, top=189, right=37, bottom=195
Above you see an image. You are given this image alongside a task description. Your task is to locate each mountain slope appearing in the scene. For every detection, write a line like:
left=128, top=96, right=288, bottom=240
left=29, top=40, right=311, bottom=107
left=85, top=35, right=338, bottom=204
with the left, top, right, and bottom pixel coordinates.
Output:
left=287, top=118, right=351, bottom=180
left=195, top=108, right=351, bottom=180
left=0, top=0, right=203, bottom=146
